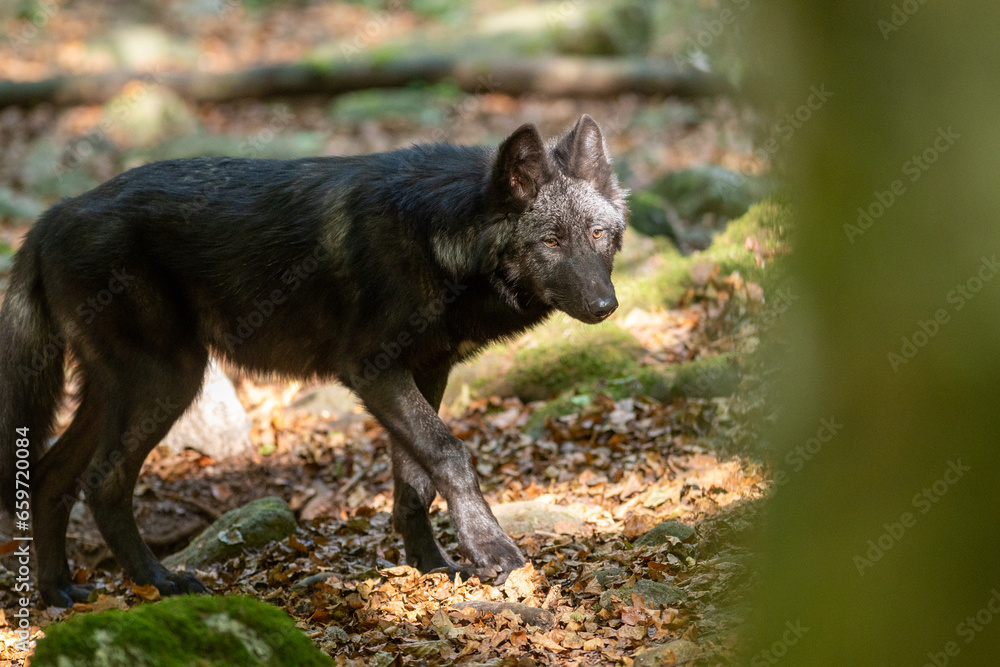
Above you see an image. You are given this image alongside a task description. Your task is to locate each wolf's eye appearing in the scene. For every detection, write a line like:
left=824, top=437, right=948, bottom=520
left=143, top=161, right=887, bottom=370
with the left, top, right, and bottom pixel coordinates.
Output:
left=592, top=228, right=604, bottom=240
left=544, top=238, right=559, bottom=247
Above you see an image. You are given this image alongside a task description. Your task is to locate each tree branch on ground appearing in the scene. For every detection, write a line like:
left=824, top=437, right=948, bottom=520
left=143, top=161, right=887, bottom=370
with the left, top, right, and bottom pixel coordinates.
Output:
left=0, top=57, right=729, bottom=108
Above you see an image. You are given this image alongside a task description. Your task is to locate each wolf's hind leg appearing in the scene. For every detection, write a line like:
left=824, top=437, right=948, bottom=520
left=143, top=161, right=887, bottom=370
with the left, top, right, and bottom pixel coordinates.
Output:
left=33, top=378, right=103, bottom=607
left=84, top=345, right=209, bottom=597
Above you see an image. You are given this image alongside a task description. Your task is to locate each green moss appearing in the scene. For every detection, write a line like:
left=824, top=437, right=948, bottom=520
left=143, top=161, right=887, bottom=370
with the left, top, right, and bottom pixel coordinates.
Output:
left=616, top=255, right=692, bottom=311
left=301, top=54, right=340, bottom=76
left=627, top=189, right=675, bottom=241
left=699, top=198, right=792, bottom=287
left=616, top=198, right=793, bottom=311
left=163, top=497, right=296, bottom=571
left=510, top=323, right=643, bottom=402
left=31, top=595, right=332, bottom=666
left=610, top=356, right=740, bottom=402
left=671, top=353, right=741, bottom=398
left=524, top=353, right=742, bottom=435
left=127, top=131, right=324, bottom=164
left=645, top=166, right=775, bottom=223
left=367, top=43, right=409, bottom=67
left=328, top=84, right=459, bottom=125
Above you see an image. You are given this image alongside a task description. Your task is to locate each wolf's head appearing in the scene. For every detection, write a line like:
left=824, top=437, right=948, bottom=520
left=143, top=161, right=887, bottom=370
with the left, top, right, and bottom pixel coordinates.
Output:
left=489, top=115, right=628, bottom=324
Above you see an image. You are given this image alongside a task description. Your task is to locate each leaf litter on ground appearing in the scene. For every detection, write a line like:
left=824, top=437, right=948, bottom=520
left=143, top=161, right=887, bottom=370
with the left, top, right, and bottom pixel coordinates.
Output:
left=0, top=262, right=776, bottom=667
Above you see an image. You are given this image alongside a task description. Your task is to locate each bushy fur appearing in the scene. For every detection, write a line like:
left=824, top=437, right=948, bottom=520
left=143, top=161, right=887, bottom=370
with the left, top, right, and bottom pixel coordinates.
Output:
left=0, top=114, right=627, bottom=606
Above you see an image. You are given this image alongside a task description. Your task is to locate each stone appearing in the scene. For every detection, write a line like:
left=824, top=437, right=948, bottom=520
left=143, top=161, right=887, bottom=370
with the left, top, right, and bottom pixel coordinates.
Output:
left=102, top=83, right=199, bottom=148
left=31, top=594, right=332, bottom=666
left=161, top=360, right=252, bottom=460
left=593, top=567, right=627, bottom=587
left=634, top=520, right=697, bottom=547
left=492, top=500, right=586, bottom=535
left=163, top=497, right=296, bottom=571
left=598, top=579, right=687, bottom=611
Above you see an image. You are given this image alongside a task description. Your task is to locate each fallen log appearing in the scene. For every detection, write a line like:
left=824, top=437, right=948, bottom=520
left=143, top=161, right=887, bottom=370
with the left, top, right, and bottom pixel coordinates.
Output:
left=0, top=56, right=729, bottom=108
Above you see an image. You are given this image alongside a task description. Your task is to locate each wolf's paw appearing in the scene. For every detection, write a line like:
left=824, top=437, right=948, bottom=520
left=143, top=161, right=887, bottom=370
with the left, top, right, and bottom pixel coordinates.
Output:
left=41, top=581, right=94, bottom=608
left=150, top=570, right=209, bottom=597
left=410, top=548, right=458, bottom=574
left=464, top=533, right=526, bottom=585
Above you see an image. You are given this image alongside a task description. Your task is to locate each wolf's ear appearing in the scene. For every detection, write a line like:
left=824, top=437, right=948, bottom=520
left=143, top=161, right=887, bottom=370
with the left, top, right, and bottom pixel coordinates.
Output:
left=492, top=124, right=553, bottom=212
left=554, top=114, right=614, bottom=195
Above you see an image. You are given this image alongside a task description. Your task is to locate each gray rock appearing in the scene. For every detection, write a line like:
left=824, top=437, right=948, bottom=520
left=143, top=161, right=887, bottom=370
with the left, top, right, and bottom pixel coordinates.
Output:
left=491, top=500, right=586, bottom=535
left=630, top=166, right=777, bottom=253
left=633, top=579, right=687, bottom=606
left=598, top=579, right=687, bottom=611
left=593, top=567, right=627, bottom=587
left=634, top=520, right=696, bottom=547
left=103, top=83, right=199, bottom=148
left=163, top=497, right=296, bottom=570
left=292, top=572, right=336, bottom=591
left=285, top=383, right=365, bottom=427
left=161, top=360, right=252, bottom=460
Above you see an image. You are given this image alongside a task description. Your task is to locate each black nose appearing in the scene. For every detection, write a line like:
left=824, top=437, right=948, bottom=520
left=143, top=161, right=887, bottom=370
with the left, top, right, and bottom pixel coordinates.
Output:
left=589, top=295, right=618, bottom=320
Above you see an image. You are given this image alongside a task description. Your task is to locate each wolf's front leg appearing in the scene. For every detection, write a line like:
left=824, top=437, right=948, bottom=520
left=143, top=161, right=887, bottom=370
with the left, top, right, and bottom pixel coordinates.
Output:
left=356, top=369, right=525, bottom=582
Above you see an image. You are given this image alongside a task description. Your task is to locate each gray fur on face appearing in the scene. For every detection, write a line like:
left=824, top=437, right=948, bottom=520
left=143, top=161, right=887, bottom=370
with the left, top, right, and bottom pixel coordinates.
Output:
left=522, top=173, right=628, bottom=253
left=489, top=116, right=628, bottom=321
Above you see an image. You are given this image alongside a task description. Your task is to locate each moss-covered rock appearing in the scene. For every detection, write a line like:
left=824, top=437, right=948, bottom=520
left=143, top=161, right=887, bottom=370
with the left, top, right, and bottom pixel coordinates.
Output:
left=629, top=167, right=777, bottom=253
left=163, top=497, right=296, bottom=571
left=328, top=83, right=461, bottom=126
left=509, top=323, right=644, bottom=402
left=671, top=353, right=741, bottom=399
left=697, top=198, right=792, bottom=287
left=628, top=188, right=677, bottom=241
left=597, top=579, right=687, bottom=612
left=592, top=567, right=627, bottom=587
left=451, top=201, right=790, bottom=409
left=522, top=354, right=740, bottom=436
left=647, top=166, right=775, bottom=223
left=127, top=130, right=324, bottom=164
left=634, top=520, right=697, bottom=547
left=620, top=198, right=793, bottom=310
left=31, top=594, right=332, bottom=666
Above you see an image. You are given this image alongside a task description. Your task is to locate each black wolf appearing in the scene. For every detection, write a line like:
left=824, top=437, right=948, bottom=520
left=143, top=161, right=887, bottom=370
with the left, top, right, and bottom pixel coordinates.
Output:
left=0, top=115, right=627, bottom=607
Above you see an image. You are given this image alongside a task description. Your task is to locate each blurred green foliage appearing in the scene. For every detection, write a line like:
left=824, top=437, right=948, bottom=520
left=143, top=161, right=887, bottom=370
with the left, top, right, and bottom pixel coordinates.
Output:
left=745, top=3, right=1000, bottom=665
left=509, top=322, right=644, bottom=402
left=328, top=82, right=462, bottom=125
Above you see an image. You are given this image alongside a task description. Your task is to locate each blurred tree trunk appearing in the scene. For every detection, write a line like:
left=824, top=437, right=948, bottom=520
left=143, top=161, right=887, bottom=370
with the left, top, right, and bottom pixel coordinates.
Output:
left=0, top=57, right=726, bottom=108
left=746, top=3, right=1000, bottom=665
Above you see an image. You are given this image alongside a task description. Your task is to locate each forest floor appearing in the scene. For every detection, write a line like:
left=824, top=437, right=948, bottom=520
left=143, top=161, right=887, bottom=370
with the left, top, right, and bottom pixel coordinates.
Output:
left=1, top=263, right=776, bottom=666
left=0, top=2, right=785, bottom=665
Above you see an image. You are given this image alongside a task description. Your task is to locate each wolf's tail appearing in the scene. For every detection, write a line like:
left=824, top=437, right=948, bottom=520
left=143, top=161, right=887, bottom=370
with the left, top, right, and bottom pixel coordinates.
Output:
left=0, top=240, right=64, bottom=515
